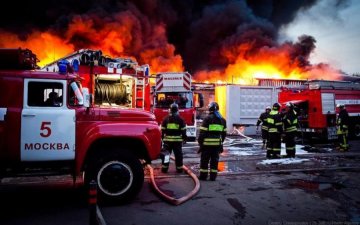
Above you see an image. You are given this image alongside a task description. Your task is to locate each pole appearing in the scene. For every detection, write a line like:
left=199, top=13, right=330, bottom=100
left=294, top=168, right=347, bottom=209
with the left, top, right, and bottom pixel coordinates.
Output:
left=89, top=180, right=98, bottom=225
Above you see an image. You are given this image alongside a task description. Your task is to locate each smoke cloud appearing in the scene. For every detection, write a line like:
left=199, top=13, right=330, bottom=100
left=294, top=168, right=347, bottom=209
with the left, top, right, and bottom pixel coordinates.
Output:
left=0, top=0, right=347, bottom=78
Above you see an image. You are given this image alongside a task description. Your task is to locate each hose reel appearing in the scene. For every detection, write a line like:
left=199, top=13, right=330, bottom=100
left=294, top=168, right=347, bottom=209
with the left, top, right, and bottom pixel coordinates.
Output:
left=95, top=82, right=128, bottom=105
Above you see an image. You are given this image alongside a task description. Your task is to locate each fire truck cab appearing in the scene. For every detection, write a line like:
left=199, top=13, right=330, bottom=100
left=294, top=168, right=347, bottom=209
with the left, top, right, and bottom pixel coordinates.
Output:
left=152, top=72, right=204, bottom=141
left=0, top=48, right=162, bottom=203
left=279, top=80, right=360, bottom=141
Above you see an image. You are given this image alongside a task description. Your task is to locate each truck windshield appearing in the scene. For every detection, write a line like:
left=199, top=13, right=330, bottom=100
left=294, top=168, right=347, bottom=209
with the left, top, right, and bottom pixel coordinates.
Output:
left=155, top=92, right=193, bottom=109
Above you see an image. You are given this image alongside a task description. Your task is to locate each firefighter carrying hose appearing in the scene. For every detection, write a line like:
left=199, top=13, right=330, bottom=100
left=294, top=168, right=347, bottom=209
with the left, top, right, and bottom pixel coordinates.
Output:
left=336, top=104, right=350, bottom=151
left=161, top=103, right=187, bottom=173
left=266, top=103, right=283, bottom=159
left=256, top=106, right=271, bottom=149
left=198, top=102, right=227, bottom=181
left=283, top=102, right=298, bottom=158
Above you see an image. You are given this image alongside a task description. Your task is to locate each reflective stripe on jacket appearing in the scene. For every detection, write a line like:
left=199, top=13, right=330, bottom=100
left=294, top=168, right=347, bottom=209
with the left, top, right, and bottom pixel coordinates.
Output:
left=267, top=110, right=283, bottom=133
left=198, top=113, right=227, bottom=147
left=256, top=111, right=270, bottom=130
left=283, top=110, right=298, bottom=133
left=161, top=114, right=187, bottom=142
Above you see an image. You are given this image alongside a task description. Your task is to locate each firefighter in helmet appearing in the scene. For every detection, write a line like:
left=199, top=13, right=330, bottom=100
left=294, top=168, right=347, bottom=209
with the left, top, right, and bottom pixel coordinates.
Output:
left=44, top=91, right=60, bottom=106
left=266, top=103, right=283, bottom=159
left=256, top=106, right=271, bottom=149
left=336, top=104, right=350, bottom=151
left=160, top=103, right=187, bottom=173
left=198, top=102, right=227, bottom=181
left=283, top=102, right=298, bottom=157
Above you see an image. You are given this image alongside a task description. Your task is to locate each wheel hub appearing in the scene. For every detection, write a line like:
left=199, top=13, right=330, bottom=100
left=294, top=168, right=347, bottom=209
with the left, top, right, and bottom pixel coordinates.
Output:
left=97, top=161, right=133, bottom=196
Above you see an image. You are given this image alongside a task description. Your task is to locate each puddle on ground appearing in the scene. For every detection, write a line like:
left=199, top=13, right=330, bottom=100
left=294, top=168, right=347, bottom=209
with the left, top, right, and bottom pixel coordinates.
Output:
left=301, top=144, right=334, bottom=153
left=287, top=179, right=346, bottom=191
left=190, top=161, right=244, bottom=173
left=221, top=146, right=261, bottom=157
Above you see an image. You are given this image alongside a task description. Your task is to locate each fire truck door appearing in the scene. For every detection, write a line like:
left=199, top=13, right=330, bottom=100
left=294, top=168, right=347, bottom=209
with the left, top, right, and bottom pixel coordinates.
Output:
left=20, top=79, right=76, bottom=161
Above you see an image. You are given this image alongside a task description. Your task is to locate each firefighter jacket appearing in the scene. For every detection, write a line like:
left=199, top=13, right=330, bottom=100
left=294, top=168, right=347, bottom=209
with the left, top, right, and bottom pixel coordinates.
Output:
left=256, top=111, right=270, bottom=131
left=283, top=110, right=298, bottom=133
left=267, top=109, right=283, bottom=133
left=198, top=112, right=227, bottom=148
left=337, top=108, right=349, bottom=131
left=161, top=113, right=187, bottom=142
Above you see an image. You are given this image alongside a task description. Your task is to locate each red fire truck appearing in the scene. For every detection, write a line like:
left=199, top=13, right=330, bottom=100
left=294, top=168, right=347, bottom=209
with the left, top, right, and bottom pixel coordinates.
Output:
left=152, top=72, right=204, bottom=141
left=278, top=79, right=360, bottom=141
left=0, top=48, right=162, bottom=203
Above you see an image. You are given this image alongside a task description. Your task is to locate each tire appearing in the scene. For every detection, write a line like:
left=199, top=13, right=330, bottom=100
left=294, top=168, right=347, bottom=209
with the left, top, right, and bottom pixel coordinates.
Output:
left=85, top=151, right=144, bottom=204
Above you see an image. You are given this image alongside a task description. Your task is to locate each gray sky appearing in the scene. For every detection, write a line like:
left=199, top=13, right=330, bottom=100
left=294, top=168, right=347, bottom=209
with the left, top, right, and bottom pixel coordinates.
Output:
left=280, top=0, right=360, bottom=74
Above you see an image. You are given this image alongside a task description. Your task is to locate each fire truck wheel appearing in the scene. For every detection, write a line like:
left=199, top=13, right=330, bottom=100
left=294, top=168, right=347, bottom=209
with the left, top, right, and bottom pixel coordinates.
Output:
left=85, top=152, right=144, bottom=204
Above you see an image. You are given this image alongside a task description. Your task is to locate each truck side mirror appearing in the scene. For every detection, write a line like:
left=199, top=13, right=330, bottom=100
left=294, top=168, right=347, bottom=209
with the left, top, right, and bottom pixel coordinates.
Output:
left=82, top=88, right=91, bottom=108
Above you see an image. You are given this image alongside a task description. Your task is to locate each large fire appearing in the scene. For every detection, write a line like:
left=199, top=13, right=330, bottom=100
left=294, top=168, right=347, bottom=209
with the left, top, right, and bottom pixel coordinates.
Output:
left=194, top=40, right=342, bottom=85
left=0, top=13, right=341, bottom=84
left=0, top=13, right=184, bottom=74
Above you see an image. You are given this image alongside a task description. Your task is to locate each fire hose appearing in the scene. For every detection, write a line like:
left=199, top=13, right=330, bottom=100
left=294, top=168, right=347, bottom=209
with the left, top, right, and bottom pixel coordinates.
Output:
left=95, top=83, right=128, bottom=105
left=146, top=156, right=200, bottom=206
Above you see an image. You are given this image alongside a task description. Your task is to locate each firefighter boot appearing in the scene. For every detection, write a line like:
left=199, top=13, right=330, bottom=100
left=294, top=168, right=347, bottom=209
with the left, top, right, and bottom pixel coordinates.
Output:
left=209, top=172, right=217, bottom=181
left=266, top=150, right=272, bottom=159
left=262, top=140, right=266, bottom=149
left=199, top=171, right=208, bottom=181
left=161, top=164, right=169, bottom=173
left=176, top=166, right=184, bottom=173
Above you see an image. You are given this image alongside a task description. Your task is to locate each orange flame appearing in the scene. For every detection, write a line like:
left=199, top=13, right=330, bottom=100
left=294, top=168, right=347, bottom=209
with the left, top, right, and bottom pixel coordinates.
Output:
left=0, top=12, right=183, bottom=74
left=0, top=31, right=75, bottom=66
left=194, top=42, right=342, bottom=84
left=0, top=14, right=340, bottom=83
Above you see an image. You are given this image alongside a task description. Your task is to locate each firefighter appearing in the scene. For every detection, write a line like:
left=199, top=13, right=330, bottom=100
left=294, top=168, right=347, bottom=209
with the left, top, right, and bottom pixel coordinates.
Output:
left=160, top=103, right=187, bottom=173
left=283, top=102, right=298, bottom=158
left=256, top=106, right=271, bottom=149
left=198, top=102, right=227, bottom=181
left=44, top=91, right=60, bottom=106
left=266, top=103, right=283, bottom=159
left=336, top=104, right=350, bottom=151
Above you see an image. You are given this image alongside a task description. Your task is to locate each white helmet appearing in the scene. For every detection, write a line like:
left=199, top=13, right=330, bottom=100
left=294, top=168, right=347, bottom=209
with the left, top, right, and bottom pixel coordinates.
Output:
left=285, top=102, right=294, bottom=108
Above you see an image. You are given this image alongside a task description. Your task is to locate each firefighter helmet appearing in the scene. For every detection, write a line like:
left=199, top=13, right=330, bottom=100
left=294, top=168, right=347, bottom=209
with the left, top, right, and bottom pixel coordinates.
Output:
left=170, top=103, right=179, bottom=114
left=336, top=104, right=345, bottom=109
left=266, top=106, right=271, bottom=110
left=208, top=102, right=219, bottom=112
left=285, top=102, right=294, bottom=109
left=272, top=102, right=281, bottom=110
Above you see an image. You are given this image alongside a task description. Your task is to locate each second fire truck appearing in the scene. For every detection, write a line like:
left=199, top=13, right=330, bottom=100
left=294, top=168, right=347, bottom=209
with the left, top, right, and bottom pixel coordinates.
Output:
left=278, top=79, right=360, bottom=141
left=152, top=72, right=204, bottom=141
